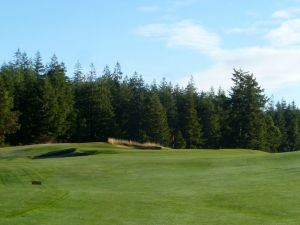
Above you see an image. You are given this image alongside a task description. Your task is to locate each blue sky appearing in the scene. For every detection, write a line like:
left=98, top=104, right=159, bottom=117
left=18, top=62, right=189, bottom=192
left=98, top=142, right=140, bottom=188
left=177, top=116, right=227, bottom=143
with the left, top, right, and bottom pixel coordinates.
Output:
left=1, top=0, right=300, bottom=103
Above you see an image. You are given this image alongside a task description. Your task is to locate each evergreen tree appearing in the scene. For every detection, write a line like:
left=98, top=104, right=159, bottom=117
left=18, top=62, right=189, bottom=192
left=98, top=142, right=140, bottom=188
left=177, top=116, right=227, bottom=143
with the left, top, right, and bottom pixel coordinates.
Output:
left=158, top=78, right=178, bottom=140
left=14, top=66, right=40, bottom=143
left=89, top=81, right=116, bottom=141
left=143, top=91, right=170, bottom=145
left=179, top=80, right=202, bottom=148
left=87, top=63, right=97, bottom=82
left=102, top=65, right=111, bottom=78
left=272, top=101, right=289, bottom=151
left=285, top=102, right=300, bottom=151
left=37, top=76, right=57, bottom=142
left=4, top=50, right=42, bottom=144
left=74, top=65, right=116, bottom=141
left=76, top=65, right=97, bottom=140
left=127, top=72, right=147, bottom=141
left=73, top=61, right=84, bottom=83
left=173, top=130, right=186, bottom=149
left=0, top=78, right=19, bottom=144
left=214, top=88, right=231, bottom=148
left=116, top=77, right=133, bottom=139
left=229, top=69, right=267, bottom=150
left=34, top=51, right=44, bottom=76
left=264, top=115, right=281, bottom=152
left=196, top=90, right=221, bottom=148
left=270, top=101, right=300, bottom=152
left=113, top=62, right=123, bottom=81
left=100, top=63, right=123, bottom=137
left=41, top=55, right=74, bottom=141
left=71, top=62, right=87, bottom=141
left=1, top=50, right=300, bottom=152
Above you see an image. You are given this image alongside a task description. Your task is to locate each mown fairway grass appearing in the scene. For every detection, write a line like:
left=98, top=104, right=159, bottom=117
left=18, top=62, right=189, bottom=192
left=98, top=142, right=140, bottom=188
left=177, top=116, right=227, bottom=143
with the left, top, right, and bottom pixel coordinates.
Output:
left=0, top=143, right=300, bottom=225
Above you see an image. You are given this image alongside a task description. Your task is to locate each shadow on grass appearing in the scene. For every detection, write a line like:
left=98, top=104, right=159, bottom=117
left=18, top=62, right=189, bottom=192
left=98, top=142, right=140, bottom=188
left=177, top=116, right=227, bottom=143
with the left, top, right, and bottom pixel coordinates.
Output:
left=32, top=148, right=118, bottom=159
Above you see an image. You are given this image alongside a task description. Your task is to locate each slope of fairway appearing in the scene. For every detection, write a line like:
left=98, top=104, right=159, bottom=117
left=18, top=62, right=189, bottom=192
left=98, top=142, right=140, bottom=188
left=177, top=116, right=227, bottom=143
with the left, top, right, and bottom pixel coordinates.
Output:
left=0, top=143, right=300, bottom=225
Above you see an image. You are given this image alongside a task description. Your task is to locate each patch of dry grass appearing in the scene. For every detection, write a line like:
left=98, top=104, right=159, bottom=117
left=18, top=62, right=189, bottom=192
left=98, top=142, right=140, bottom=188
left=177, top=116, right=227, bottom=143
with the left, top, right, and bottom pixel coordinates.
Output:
left=108, top=138, right=162, bottom=149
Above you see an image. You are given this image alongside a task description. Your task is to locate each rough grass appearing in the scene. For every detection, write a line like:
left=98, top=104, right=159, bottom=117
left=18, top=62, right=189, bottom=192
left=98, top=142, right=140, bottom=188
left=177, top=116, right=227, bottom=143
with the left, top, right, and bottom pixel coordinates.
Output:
left=0, top=143, right=300, bottom=225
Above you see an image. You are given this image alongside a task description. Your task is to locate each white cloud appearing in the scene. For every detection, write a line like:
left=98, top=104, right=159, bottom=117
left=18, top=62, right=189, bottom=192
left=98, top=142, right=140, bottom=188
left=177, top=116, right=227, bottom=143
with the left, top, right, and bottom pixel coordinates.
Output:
left=226, top=7, right=300, bottom=37
left=272, top=10, right=291, bottom=19
left=272, top=7, right=300, bottom=19
left=266, top=19, right=300, bottom=46
left=178, top=65, right=233, bottom=92
left=138, top=5, right=161, bottom=13
left=138, top=8, right=300, bottom=93
left=180, top=47, right=300, bottom=92
left=137, top=20, right=220, bottom=52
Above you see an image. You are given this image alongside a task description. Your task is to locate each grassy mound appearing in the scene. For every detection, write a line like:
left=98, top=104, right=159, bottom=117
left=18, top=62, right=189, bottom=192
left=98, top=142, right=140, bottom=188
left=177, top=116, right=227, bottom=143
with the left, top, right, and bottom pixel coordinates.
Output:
left=0, top=143, right=300, bottom=225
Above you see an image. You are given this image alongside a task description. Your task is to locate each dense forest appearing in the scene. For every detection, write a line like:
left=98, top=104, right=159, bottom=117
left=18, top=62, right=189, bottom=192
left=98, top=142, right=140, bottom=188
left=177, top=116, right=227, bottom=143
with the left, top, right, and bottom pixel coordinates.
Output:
left=0, top=50, right=300, bottom=152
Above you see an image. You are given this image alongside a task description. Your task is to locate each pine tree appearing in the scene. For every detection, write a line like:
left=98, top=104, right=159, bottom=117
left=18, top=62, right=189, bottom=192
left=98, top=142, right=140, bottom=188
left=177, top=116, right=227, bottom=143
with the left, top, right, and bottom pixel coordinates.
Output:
left=73, top=61, right=84, bottom=83
left=143, top=91, right=170, bottom=145
left=2, top=50, right=300, bottom=152
left=196, top=90, right=221, bottom=148
left=127, top=72, right=147, bottom=142
left=34, top=51, right=44, bottom=76
left=37, top=76, right=57, bottom=141
left=89, top=81, right=116, bottom=141
left=3, top=50, right=43, bottom=144
left=173, top=129, right=186, bottom=149
left=215, top=88, right=231, bottom=148
left=285, top=102, right=300, bottom=151
left=74, top=65, right=116, bottom=141
left=113, top=62, right=123, bottom=80
left=158, top=78, right=178, bottom=140
left=41, top=55, right=74, bottom=141
left=116, top=77, right=133, bottom=139
left=87, top=63, right=97, bottom=81
left=264, top=115, right=281, bottom=152
left=229, top=69, right=267, bottom=150
left=15, top=67, right=40, bottom=143
left=71, top=61, right=87, bottom=141
left=179, top=80, right=202, bottom=148
left=102, top=65, right=111, bottom=79
left=0, top=78, right=19, bottom=144
left=100, top=63, right=123, bottom=137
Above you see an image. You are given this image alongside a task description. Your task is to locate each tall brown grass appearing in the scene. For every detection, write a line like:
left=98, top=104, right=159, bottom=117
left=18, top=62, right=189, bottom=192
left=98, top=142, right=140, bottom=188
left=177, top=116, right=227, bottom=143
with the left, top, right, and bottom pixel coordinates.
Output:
left=108, top=138, right=162, bottom=150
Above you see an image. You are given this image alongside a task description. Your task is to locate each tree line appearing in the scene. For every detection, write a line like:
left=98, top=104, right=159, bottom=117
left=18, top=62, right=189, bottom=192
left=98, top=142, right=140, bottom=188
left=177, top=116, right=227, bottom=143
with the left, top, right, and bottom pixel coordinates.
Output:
left=0, top=50, right=300, bottom=152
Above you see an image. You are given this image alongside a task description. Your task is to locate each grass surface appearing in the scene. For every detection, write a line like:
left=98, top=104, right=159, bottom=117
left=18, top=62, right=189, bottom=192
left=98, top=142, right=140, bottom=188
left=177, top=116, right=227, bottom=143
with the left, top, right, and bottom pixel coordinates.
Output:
left=0, top=143, right=300, bottom=225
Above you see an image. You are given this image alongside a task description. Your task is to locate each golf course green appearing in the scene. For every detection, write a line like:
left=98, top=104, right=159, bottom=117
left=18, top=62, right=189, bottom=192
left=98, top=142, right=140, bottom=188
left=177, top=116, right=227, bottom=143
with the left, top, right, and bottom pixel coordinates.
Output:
left=0, top=143, right=299, bottom=225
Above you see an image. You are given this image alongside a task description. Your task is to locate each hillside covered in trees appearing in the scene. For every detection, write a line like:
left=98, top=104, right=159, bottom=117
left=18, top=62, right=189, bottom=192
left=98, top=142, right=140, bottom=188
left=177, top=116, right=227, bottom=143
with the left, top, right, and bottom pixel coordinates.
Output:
left=0, top=50, right=300, bottom=152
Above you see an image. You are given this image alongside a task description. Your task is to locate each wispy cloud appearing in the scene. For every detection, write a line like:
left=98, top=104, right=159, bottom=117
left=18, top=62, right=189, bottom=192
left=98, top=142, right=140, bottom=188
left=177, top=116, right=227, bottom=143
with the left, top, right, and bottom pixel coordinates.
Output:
left=266, top=19, right=300, bottom=46
left=225, top=7, right=300, bottom=36
left=179, top=47, right=300, bottom=92
left=272, top=7, right=300, bottom=19
left=137, top=20, right=220, bottom=52
left=138, top=7, right=300, bottom=93
left=272, top=10, right=291, bottom=19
